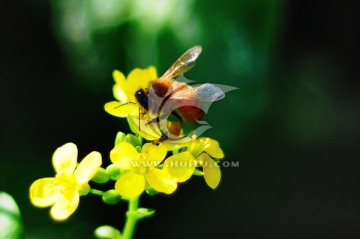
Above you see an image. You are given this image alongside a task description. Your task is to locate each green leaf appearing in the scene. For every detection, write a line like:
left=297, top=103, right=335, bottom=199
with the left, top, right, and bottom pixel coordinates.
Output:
left=92, top=167, right=110, bottom=183
left=94, top=225, right=122, bottom=239
left=0, top=192, right=24, bottom=239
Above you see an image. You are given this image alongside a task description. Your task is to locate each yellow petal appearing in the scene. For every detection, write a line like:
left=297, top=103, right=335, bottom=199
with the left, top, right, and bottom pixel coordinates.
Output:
left=112, top=70, right=129, bottom=101
left=127, top=67, right=157, bottom=93
left=161, top=141, right=190, bottom=151
left=145, top=169, right=177, bottom=194
left=110, top=142, right=139, bottom=170
left=52, top=143, right=78, bottom=174
left=115, top=172, right=145, bottom=199
left=113, top=69, right=126, bottom=84
left=163, top=152, right=195, bottom=182
left=111, top=67, right=157, bottom=110
left=74, top=151, right=102, bottom=185
left=104, top=101, right=138, bottom=118
left=29, top=178, right=61, bottom=207
left=113, top=84, right=127, bottom=103
left=127, top=115, right=161, bottom=141
left=50, top=190, right=79, bottom=221
left=202, top=138, right=224, bottom=159
left=113, top=69, right=139, bottom=103
left=199, top=153, right=221, bottom=189
left=141, top=143, right=167, bottom=165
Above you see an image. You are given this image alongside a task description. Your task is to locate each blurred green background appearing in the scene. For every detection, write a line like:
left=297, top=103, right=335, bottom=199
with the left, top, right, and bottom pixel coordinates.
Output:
left=1, top=0, right=359, bottom=238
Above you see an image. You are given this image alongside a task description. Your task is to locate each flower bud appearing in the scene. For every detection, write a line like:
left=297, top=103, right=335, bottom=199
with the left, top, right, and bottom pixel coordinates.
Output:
left=145, top=187, right=158, bottom=196
left=91, top=168, right=110, bottom=184
left=124, top=134, right=141, bottom=147
left=102, top=190, right=121, bottom=205
left=78, top=184, right=90, bottom=196
left=114, top=131, right=126, bottom=146
left=106, top=164, right=122, bottom=177
left=94, top=225, right=121, bottom=239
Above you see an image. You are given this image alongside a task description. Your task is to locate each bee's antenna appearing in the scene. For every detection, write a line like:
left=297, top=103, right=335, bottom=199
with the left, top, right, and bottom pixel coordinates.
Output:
left=114, top=102, right=136, bottom=109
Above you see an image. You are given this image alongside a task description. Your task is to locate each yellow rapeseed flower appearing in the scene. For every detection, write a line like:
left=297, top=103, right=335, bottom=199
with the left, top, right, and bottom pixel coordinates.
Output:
left=189, top=137, right=224, bottom=189
left=29, top=143, right=102, bottom=221
left=110, top=142, right=178, bottom=199
left=104, top=67, right=157, bottom=118
left=163, top=137, right=224, bottom=189
left=104, top=67, right=165, bottom=140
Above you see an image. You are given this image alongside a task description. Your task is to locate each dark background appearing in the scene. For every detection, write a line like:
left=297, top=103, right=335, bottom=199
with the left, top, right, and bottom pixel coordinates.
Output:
left=1, top=1, right=359, bottom=238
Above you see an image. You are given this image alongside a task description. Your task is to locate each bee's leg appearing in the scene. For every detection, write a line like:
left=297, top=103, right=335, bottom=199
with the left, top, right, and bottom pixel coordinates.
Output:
left=159, top=132, right=168, bottom=141
left=146, top=117, right=159, bottom=125
left=146, top=111, right=182, bottom=135
left=146, top=114, right=167, bottom=125
left=138, top=108, right=147, bottom=130
left=138, top=108, right=141, bottom=131
left=149, top=117, right=161, bottom=123
left=146, top=111, right=182, bottom=125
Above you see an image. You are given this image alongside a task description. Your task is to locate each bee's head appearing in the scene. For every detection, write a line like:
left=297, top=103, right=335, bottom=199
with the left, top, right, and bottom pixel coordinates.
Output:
left=135, top=89, right=148, bottom=110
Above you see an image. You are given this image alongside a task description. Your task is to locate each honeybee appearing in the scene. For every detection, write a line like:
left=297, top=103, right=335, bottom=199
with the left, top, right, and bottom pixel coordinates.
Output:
left=133, top=46, right=224, bottom=140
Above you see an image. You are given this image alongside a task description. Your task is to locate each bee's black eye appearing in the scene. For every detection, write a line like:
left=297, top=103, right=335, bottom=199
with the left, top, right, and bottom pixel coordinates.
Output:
left=135, top=89, right=148, bottom=110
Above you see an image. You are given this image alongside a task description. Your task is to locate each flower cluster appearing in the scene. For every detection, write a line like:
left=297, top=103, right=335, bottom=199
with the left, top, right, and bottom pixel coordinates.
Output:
left=29, top=66, right=225, bottom=225
left=109, top=132, right=224, bottom=200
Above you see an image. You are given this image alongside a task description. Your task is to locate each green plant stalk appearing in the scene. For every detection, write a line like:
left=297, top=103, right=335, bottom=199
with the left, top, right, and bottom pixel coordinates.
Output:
left=89, top=188, right=104, bottom=196
left=122, top=196, right=140, bottom=239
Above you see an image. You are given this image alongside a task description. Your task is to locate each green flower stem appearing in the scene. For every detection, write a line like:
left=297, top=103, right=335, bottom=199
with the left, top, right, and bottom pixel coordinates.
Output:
left=122, top=196, right=140, bottom=239
left=89, top=188, right=104, bottom=196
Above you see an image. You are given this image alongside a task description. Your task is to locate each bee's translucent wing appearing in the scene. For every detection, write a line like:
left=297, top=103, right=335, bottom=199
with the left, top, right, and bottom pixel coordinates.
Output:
left=171, top=83, right=224, bottom=102
left=161, top=46, right=202, bottom=80
left=193, top=83, right=225, bottom=101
